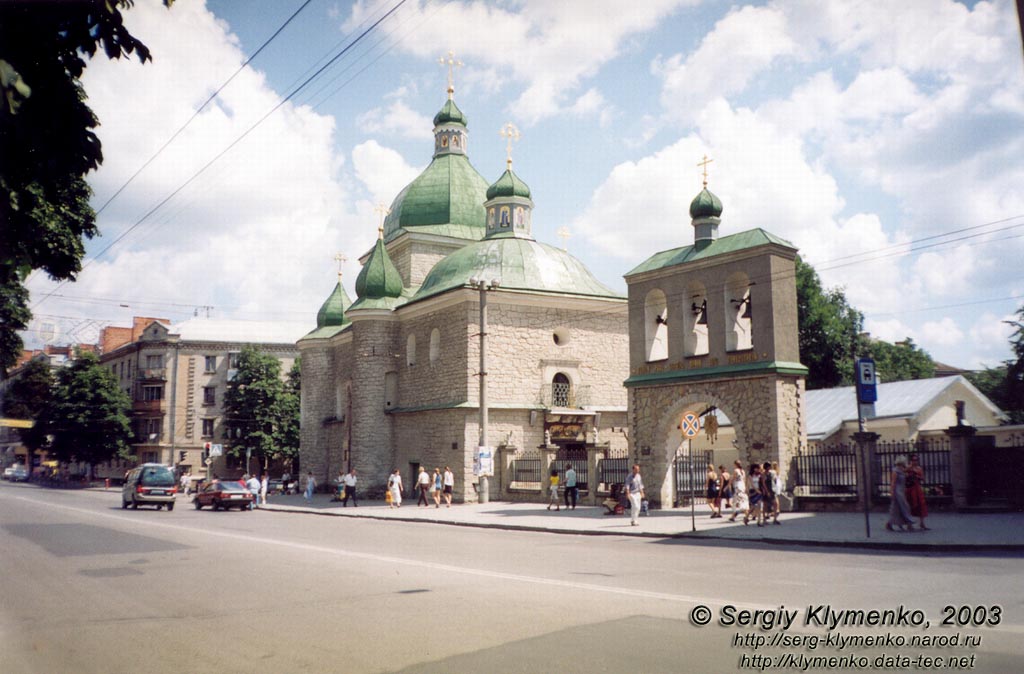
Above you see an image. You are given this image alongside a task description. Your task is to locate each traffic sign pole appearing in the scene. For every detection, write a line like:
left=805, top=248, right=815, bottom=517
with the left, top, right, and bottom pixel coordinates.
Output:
left=681, top=413, right=700, bottom=532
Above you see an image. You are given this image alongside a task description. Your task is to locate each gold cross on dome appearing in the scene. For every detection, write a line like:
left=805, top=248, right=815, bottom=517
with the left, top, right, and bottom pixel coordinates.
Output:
left=334, top=253, right=347, bottom=280
left=697, top=154, right=714, bottom=188
left=438, top=50, right=463, bottom=99
left=557, top=227, right=571, bottom=251
left=373, top=202, right=391, bottom=239
left=500, top=122, right=521, bottom=168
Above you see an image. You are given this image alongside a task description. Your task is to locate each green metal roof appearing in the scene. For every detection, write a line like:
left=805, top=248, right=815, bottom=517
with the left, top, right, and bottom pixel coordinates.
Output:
left=355, top=238, right=404, bottom=299
left=411, top=237, right=624, bottom=303
left=486, top=167, right=531, bottom=200
left=382, top=153, right=490, bottom=242
left=689, top=187, right=723, bottom=219
left=301, top=323, right=350, bottom=341
left=624, top=360, right=808, bottom=387
left=316, top=281, right=352, bottom=328
left=433, top=98, right=467, bottom=127
left=625, top=228, right=797, bottom=277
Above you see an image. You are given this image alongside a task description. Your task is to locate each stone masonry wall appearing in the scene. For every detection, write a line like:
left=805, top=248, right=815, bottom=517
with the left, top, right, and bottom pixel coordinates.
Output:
left=397, top=303, right=470, bottom=409
left=349, top=319, right=400, bottom=493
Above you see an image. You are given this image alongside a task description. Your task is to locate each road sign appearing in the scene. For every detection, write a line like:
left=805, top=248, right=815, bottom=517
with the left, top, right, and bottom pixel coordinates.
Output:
left=210, top=444, right=223, bottom=457
left=681, top=413, right=701, bottom=438
left=204, top=458, right=212, bottom=466
left=856, top=358, right=877, bottom=404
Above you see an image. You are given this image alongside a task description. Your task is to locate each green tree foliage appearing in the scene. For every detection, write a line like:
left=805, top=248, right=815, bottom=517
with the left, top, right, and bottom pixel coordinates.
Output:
left=984, top=306, right=1024, bottom=423
left=867, top=337, right=935, bottom=383
left=38, top=350, right=132, bottom=466
left=966, top=365, right=1010, bottom=411
left=0, top=357, right=53, bottom=450
left=0, top=1, right=170, bottom=372
left=277, top=359, right=301, bottom=469
left=795, top=257, right=864, bottom=389
left=223, top=346, right=297, bottom=471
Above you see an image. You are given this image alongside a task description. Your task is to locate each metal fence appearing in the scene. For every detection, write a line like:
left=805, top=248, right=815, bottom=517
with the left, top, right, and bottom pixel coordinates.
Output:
left=673, top=449, right=713, bottom=506
left=599, top=457, right=629, bottom=486
left=556, top=448, right=588, bottom=490
left=872, top=439, right=951, bottom=500
left=510, top=452, right=543, bottom=485
left=791, top=450, right=859, bottom=496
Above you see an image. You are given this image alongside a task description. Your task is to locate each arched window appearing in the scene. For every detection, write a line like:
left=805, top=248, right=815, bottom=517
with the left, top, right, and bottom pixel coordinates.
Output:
left=684, top=282, right=709, bottom=357
left=406, top=333, right=417, bottom=367
left=429, top=328, right=441, bottom=363
left=725, top=273, right=753, bottom=352
left=644, top=289, right=668, bottom=362
left=551, top=373, right=572, bottom=408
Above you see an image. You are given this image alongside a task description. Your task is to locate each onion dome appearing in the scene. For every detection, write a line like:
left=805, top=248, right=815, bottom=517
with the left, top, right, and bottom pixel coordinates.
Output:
left=485, top=168, right=531, bottom=200
left=433, top=98, right=467, bottom=127
left=316, top=281, right=352, bottom=327
left=355, top=238, right=403, bottom=300
left=689, top=187, right=723, bottom=219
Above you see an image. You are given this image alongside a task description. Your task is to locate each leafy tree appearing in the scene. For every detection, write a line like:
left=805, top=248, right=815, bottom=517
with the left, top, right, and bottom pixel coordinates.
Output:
left=0, top=1, right=171, bottom=372
left=1000, top=306, right=1024, bottom=423
left=276, top=359, right=301, bottom=472
left=867, top=337, right=935, bottom=383
left=0, top=357, right=53, bottom=451
left=39, top=350, right=132, bottom=468
left=966, top=365, right=1010, bottom=410
left=795, top=257, right=865, bottom=389
left=223, top=346, right=292, bottom=473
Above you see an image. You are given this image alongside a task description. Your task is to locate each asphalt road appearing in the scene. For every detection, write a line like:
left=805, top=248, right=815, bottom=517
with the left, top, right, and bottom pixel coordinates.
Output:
left=1, top=481, right=1021, bottom=674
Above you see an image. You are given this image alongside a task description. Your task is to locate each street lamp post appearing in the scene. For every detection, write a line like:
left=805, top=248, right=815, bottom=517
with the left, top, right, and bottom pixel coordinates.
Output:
left=471, top=277, right=500, bottom=503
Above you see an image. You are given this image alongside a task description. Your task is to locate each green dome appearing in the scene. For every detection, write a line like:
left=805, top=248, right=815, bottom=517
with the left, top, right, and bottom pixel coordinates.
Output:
left=433, top=98, right=467, bottom=127
left=486, top=168, right=531, bottom=200
left=412, top=238, right=622, bottom=302
left=689, top=187, right=723, bottom=219
left=316, top=281, right=352, bottom=327
left=355, top=239, right=403, bottom=300
left=382, top=154, right=490, bottom=241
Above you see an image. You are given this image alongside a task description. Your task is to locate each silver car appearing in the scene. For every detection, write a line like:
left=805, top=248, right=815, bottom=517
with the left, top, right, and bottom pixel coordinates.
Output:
left=122, top=464, right=177, bottom=510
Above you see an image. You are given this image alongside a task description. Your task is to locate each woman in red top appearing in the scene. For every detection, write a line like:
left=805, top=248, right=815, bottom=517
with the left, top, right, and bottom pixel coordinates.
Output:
left=905, top=454, right=929, bottom=530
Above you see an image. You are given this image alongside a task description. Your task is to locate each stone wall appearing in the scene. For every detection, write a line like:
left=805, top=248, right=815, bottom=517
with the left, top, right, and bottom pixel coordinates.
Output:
left=349, top=317, right=399, bottom=491
left=397, top=304, right=470, bottom=409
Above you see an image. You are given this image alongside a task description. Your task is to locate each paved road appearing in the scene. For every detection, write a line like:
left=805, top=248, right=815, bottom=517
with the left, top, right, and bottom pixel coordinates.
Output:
left=1, top=482, right=1021, bottom=673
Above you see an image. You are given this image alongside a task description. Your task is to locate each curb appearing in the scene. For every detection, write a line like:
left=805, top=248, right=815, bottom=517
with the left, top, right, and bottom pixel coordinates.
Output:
left=256, top=504, right=1024, bottom=553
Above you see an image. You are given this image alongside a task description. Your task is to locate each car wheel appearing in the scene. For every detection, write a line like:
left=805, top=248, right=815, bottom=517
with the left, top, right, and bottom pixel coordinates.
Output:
left=167, top=502, right=174, bottom=512
left=194, top=499, right=202, bottom=510
left=156, top=504, right=163, bottom=510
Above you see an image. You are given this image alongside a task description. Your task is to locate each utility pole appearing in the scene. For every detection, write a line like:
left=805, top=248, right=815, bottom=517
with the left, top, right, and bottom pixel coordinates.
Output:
left=471, top=277, right=500, bottom=503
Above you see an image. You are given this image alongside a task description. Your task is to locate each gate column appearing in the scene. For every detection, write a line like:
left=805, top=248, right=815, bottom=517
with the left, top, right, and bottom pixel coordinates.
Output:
left=944, top=423, right=976, bottom=510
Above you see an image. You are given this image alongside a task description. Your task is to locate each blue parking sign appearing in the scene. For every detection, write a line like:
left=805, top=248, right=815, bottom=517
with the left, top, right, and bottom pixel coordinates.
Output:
left=856, top=358, right=877, bottom=403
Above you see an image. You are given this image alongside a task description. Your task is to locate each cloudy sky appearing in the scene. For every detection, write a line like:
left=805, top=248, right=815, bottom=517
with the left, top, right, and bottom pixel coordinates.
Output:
left=22, top=0, right=1024, bottom=371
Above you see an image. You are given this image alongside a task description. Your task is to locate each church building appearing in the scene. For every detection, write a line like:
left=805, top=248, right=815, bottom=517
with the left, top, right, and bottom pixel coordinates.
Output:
left=298, top=82, right=630, bottom=502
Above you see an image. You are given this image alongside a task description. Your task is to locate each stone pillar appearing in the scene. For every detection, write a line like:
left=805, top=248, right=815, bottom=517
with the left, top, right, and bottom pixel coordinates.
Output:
left=944, top=424, right=976, bottom=510
left=498, top=444, right=517, bottom=498
left=851, top=431, right=880, bottom=512
left=587, top=444, right=606, bottom=506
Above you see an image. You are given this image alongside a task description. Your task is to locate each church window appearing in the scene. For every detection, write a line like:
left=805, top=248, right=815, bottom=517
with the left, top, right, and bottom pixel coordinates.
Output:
left=644, top=289, right=669, bottom=362
left=406, top=333, right=417, bottom=367
left=500, top=207, right=511, bottom=227
left=429, top=328, right=441, bottom=363
left=551, top=373, right=572, bottom=408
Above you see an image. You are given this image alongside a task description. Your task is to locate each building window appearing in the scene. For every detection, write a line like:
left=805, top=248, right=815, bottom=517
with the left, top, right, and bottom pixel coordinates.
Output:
left=142, top=385, right=163, bottom=401
left=429, top=328, right=440, bottom=363
left=406, top=333, right=416, bottom=367
left=204, top=356, right=217, bottom=372
left=138, top=418, right=161, bottom=442
left=142, top=451, right=158, bottom=464
left=202, top=418, right=215, bottom=437
left=146, top=354, right=163, bottom=369
left=551, top=373, right=572, bottom=408
left=203, top=387, right=215, bottom=405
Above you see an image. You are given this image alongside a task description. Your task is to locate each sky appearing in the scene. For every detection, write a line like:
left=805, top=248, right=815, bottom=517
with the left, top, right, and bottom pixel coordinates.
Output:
left=21, top=0, right=1024, bottom=373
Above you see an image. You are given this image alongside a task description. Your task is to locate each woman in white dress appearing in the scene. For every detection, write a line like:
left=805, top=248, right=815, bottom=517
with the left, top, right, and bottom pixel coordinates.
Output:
left=388, top=469, right=403, bottom=508
left=728, top=460, right=749, bottom=522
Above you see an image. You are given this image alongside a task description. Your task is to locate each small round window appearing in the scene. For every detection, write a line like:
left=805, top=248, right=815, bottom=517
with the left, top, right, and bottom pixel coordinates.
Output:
left=553, top=327, right=571, bottom=346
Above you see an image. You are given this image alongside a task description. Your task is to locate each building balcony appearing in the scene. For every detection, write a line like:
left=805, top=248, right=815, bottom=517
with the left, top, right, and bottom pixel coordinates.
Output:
left=133, top=400, right=164, bottom=414
left=538, top=384, right=592, bottom=409
left=136, top=368, right=167, bottom=381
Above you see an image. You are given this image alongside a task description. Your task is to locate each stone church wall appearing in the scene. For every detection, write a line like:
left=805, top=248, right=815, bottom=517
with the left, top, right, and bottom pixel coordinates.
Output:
left=396, top=303, right=470, bottom=409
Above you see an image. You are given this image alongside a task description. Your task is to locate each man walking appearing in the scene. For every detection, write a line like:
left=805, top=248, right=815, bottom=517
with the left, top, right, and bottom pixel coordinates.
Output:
left=625, top=464, right=645, bottom=526
left=341, top=468, right=358, bottom=507
left=563, top=462, right=578, bottom=510
left=246, top=473, right=261, bottom=509
left=416, top=466, right=431, bottom=506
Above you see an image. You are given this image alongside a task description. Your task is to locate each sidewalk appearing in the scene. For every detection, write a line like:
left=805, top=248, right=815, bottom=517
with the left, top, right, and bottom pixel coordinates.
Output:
left=256, top=492, right=1024, bottom=552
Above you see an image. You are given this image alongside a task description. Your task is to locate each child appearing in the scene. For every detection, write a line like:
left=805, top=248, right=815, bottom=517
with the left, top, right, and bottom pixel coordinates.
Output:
left=547, top=468, right=560, bottom=511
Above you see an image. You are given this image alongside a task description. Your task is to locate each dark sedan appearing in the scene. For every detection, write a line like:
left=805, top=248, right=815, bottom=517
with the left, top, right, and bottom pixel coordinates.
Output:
left=193, top=481, right=254, bottom=511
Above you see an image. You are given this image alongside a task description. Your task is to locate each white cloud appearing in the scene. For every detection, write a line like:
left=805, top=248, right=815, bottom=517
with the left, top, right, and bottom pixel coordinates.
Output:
left=356, top=100, right=433, bottom=140
left=918, top=317, right=965, bottom=349
left=351, top=140, right=423, bottom=205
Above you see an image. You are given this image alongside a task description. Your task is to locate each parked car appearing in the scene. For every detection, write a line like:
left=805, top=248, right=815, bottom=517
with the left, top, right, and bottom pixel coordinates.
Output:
left=193, top=480, right=254, bottom=511
left=9, top=466, right=30, bottom=482
left=122, top=464, right=177, bottom=510
left=3, top=466, right=14, bottom=480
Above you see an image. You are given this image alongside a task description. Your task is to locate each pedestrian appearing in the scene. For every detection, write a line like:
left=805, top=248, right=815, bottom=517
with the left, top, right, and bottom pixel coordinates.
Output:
left=718, top=465, right=732, bottom=510
left=759, top=462, right=776, bottom=525
left=180, top=471, right=190, bottom=497
left=416, top=466, right=431, bottom=506
left=886, top=456, right=915, bottom=532
left=282, top=470, right=292, bottom=494
left=729, top=460, right=748, bottom=522
left=443, top=466, right=454, bottom=507
left=246, top=473, right=261, bottom=509
left=906, top=454, right=929, bottom=530
left=546, top=468, right=560, bottom=511
left=304, top=471, right=316, bottom=503
left=769, top=461, right=782, bottom=525
left=706, top=463, right=721, bottom=517
left=333, top=469, right=346, bottom=501
left=260, top=471, right=268, bottom=506
left=388, top=468, right=403, bottom=508
left=431, top=468, right=442, bottom=508
left=563, top=462, right=578, bottom=510
left=745, top=464, right=763, bottom=526
left=342, top=468, right=358, bottom=507
left=625, top=463, right=645, bottom=526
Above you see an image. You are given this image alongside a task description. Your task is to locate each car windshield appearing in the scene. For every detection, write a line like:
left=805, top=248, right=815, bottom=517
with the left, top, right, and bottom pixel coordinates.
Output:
left=217, top=482, right=247, bottom=492
left=140, top=466, right=175, bottom=487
